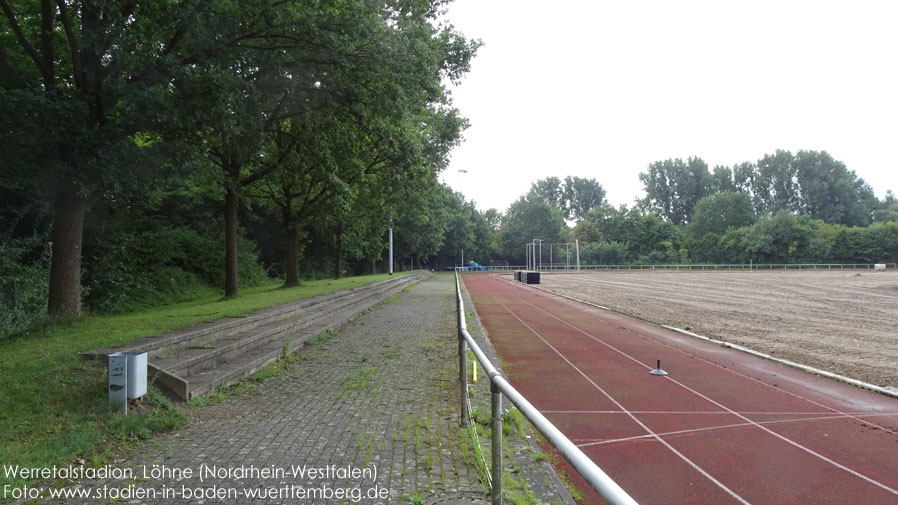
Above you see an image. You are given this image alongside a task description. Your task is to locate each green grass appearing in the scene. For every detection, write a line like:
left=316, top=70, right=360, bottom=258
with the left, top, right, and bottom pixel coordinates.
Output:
left=462, top=424, right=491, bottom=493
left=0, top=272, right=411, bottom=492
left=337, top=366, right=378, bottom=401
left=383, top=281, right=416, bottom=304
left=503, top=468, right=538, bottom=505
left=503, top=408, right=527, bottom=439
left=186, top=355, right=294, bottom=409
left=304, top=328, right=335, bottom=347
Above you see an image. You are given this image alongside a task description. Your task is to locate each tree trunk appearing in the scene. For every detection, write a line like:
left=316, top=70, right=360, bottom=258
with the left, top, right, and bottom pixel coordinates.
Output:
left=48, top=189, right=87, bottom=319
left=284, top=222, right=300, bottom=287
left=224, top=178, right=239, bottom=298
left=333, top=221, right=344, bottom=279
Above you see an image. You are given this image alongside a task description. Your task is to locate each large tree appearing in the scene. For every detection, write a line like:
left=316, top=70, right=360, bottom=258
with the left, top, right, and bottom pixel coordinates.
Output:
left=0, top=0, right=301, bottom=316
left=733, top=150, right=876, bottom=225
left=585, top=204, right=680, bottom=259
left=498, top=192, right=568, bottom=262
left=1, top=0, right=479, bottom=311
left=710, top=165, right=736, bottom=193
left=791, top=150, right=877, bottom=226
left=245, top=0, right=475, bottom=284
left=754, top=149, right=798, bottom=214
left=689, top=191, right=756, bottom=237
left=874, top=191, right=898, bottom=223
left=530, top=176, right=565, bottom=211
left=530, top=175, right=606, bottom=222
left=639, top=157, right=711, bottom=225
left=563, top=176, right=606, bottom=222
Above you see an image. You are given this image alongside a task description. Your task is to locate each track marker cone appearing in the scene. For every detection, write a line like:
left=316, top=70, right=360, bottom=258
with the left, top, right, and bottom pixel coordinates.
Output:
left=650, top=360, right=668, bottom=376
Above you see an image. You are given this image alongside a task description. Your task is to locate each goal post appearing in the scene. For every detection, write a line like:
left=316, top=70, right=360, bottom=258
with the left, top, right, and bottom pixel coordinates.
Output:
left=524, top=240, right=581, bottom=271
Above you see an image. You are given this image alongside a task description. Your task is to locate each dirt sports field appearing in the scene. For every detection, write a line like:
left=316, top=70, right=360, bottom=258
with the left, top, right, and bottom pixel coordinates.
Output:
left=539, top=270, right=898, bottom=389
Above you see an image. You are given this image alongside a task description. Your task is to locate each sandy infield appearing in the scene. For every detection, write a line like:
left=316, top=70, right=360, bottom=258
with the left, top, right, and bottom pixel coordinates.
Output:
left=538, top=270, right=898, bottom=389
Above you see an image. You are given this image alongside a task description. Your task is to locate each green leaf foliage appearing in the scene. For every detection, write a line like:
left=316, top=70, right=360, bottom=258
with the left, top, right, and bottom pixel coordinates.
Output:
left=689, top=191, right=756, bottom=237
left=498, top=192, right=569, bottom=263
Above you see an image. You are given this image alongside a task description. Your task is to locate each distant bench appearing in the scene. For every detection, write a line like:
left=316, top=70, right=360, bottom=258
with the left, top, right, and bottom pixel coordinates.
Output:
left=83, top=271, right=430, bottom=400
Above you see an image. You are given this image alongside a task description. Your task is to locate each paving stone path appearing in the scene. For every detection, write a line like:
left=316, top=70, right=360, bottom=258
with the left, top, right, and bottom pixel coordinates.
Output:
left=43, top=273, right=486, bottom=504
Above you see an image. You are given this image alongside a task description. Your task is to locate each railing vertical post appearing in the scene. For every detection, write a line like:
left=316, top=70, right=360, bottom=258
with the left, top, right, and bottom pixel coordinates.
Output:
left=459, top=333, right=468, bottom=426
left=457, top=274, right=469, bottom=427
left=491, top=379, right=503, bottom=505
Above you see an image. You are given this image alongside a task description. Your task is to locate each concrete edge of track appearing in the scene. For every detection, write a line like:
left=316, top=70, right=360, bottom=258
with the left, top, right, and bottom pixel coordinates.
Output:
left=492, top=273, right=898, bottom=400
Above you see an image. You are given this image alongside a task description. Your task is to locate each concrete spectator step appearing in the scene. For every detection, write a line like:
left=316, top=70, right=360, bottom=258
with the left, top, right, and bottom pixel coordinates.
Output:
left=84, top=271, right=429, bottom=399
left=152, top=283, right=383, bottom=375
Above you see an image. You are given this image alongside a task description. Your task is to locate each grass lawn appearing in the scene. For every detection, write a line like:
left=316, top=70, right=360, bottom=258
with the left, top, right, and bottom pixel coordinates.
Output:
left=0, top=272, right=414, bottom=491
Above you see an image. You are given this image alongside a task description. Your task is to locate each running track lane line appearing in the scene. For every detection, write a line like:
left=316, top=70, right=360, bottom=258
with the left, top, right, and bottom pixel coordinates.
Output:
left=482, top=288, right=755, bottom=505
left=495, top=279, right=898, bottom=499
left=528, top=279, right=898, bottom=435
left=576, top=413, right=898, bottom=449
left=542, top=410, right=898, bottom=415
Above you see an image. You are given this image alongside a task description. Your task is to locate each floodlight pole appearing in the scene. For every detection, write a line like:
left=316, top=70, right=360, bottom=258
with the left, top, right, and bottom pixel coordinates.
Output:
left=389, top=227, right=393, bottom=275
left=576, top=239, right=581, bottom=272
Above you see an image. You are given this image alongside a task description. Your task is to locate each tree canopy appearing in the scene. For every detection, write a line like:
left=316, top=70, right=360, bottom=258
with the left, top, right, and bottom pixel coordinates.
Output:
left=689, top=191, right=756, bottom=237
left=497, top=192, right=568, bottom=263
left=640, top=151, right=878, bottom=229
left=0, top=0, right=480, bottom=327
left=530, top=176, right=606, bottom=222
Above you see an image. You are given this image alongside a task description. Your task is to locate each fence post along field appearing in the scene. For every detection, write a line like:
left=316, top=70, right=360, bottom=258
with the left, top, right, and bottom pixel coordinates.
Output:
left=454, top=271, right=639, bottom=505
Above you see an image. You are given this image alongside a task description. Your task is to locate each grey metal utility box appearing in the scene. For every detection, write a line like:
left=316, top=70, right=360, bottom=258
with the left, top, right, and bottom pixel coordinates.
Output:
left=123, top=351, right=147, bottom=399
left=108, top=351, right=147, bottom=415
left=108, top=353, right=128, bottom=414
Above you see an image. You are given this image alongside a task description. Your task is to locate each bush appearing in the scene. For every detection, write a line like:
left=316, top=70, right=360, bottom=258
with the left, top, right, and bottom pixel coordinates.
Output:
left=0, top=236, right=51, bottom=338
left=831, top=222, right=898, bottom=264
left=83, top=215, right=271, bottom=313
left=579, top=241, right=630, bottom=265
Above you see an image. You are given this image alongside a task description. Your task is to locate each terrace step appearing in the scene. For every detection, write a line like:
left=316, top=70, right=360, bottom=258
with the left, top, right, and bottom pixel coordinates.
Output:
left=84, top=272, right=429, bottom=399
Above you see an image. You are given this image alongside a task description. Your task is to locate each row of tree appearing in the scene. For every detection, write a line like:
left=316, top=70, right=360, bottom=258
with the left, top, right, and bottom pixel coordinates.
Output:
left=466, top=151, right=897, bottom=268
left=639, top=150, right=880, bottom=227
left=1, top=0, right=483, bottom=334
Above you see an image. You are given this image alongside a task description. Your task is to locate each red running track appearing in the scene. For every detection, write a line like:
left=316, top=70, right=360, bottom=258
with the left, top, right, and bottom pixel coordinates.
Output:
left=462, top=273, right=898, bottom=505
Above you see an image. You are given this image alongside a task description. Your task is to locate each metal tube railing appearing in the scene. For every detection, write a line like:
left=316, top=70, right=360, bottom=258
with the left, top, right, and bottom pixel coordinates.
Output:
left=455, top=272, right=638, bottom=505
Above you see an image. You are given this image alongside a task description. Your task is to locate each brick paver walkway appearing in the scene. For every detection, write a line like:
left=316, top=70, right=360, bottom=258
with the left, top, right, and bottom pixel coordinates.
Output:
left=44, top=273, right=484, bottom=504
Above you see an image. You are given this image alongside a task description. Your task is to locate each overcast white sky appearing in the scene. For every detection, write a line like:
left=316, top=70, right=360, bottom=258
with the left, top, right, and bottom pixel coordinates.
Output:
left=439, top=0, right=898, bottom=213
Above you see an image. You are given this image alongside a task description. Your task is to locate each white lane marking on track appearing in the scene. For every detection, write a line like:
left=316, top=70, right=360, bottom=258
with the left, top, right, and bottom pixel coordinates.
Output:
left=576, top=413, right=894, bottom=448
left=527, top=279, right=898, bottom=434
left=541, top=410, right=892, bottom=415
left=503, top=281, right=898, bottom=498
left=482, top=287, right=754, bottom=505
